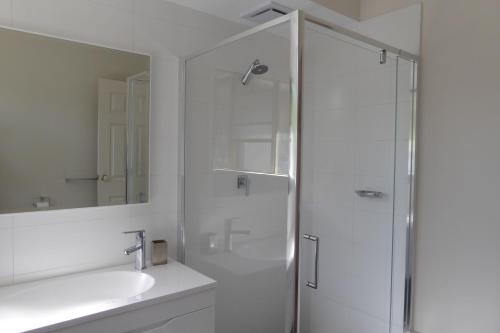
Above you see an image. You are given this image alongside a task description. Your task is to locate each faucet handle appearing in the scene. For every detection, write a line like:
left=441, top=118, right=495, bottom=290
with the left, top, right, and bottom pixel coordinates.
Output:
left=123, top=230, right=145, bottom=237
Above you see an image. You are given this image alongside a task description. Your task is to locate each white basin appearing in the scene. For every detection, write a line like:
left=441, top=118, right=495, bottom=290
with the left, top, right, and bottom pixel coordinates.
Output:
left=0, top=270, right=155, bottom=332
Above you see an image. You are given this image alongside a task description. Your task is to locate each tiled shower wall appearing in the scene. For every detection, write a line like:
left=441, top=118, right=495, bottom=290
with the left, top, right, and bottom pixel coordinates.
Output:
left=0, top=0, right=245, bottom=286
left=299, top=25, right=413, bottom=333
left=183, top=27, right=291, bottom=333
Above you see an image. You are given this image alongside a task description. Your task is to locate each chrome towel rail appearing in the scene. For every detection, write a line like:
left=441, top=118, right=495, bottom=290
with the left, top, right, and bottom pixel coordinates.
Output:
left=65, top=177, right=99, bottom=183
left=355, top=190, right=384, bottom=198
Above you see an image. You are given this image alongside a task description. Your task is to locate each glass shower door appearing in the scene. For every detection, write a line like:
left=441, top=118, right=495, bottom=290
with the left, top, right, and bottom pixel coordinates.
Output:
left=299, top=22, right=413, bottom=333
left=183, top=21, right=292, bottom=333
left=182, top=11, right=417, bottom=333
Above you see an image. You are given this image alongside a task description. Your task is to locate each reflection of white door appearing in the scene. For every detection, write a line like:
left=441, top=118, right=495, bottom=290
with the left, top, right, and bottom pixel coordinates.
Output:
left=97, top=79, right=127, bottom=205
left=126, top=72, right=149, bottom=203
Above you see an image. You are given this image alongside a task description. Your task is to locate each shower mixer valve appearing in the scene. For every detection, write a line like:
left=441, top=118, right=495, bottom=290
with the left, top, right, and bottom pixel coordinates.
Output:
left=237, top=175, right=249, bottom=196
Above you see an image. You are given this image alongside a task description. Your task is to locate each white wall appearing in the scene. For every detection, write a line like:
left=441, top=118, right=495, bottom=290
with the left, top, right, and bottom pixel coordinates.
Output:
left=414, top=1, right=500, bottom=332
left=293, top=1, right=421, bottom=56
left=0, top=0, right=245, bottom=286
left=359, top=1, right=500, bottom=332
left=347, top=3, right=421, bottom=56
left=360, top=0, right=419, bottom=20
left=310, top=0, right=361, bottom=20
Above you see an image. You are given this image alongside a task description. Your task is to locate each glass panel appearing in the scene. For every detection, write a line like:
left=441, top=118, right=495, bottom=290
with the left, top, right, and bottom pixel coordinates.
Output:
left=300, top=22, right=399, bottom=333
left=184, top=21, right=291, bottom=333
left=391, top=57, right=417, bottom=333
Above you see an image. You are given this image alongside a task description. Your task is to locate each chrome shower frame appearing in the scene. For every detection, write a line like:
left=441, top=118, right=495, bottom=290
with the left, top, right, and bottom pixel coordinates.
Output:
left=178, top=10, right=419, bottom=333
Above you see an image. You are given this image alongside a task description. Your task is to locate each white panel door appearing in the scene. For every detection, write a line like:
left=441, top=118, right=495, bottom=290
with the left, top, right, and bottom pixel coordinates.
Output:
left=126, top=73, right=149, bottom=203
left=97, top=78, right=127, bottom=205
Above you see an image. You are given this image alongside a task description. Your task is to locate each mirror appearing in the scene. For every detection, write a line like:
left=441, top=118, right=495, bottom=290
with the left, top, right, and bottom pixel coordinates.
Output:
left=0, top=27, right=150, bottom=214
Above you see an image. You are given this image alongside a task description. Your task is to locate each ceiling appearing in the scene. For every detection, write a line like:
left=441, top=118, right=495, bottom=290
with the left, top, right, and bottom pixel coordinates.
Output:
left=165, top=0, right=358, bottom=28
left=166, top=0, right=421, bottom=55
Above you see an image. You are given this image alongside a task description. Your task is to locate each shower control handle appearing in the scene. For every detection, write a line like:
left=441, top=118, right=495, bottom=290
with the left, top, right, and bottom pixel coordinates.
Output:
left=304, top=234, right=319, bottom=289
left=237, top=175, right=249, bottom=196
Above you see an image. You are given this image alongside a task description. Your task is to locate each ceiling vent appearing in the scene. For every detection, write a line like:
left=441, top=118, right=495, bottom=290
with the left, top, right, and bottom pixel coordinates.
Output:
left=240, top=1, right=293, bottom=23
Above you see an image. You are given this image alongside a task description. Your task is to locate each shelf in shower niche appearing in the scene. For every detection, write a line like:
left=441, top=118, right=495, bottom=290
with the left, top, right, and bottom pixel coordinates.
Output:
left=213, top=168, right=288, bottom=177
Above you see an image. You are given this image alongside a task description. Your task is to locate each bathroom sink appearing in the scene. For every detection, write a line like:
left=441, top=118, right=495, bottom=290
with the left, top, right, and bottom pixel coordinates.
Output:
left=0, top=261, right=216, bottom=333
left=0, top=270, right=155, bottom=331
left=2, top=271, right=155, bottom=306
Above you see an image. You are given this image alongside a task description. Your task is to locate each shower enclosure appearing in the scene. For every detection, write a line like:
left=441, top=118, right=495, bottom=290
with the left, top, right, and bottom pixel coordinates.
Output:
left=181, top=11, right=417, bottom=333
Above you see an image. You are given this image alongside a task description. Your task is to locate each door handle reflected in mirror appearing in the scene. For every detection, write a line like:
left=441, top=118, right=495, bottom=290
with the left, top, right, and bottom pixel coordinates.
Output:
left=99, top=175, right=110, bottom=182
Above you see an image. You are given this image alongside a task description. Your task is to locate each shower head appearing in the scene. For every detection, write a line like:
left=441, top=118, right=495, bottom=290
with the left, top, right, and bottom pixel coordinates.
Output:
left=241, top=59, right=268, bottom=85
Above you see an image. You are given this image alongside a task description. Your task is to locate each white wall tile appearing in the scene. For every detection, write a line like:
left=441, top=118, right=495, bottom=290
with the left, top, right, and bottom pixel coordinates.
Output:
left=313, top=75, right=357, bottom=111
left=0, top=216, right=13, bottom=286
left=396, top=102, right=412, bottom=141
left=314, top=172, right=355, bottom=211
left=351, top=310, right=390, bottom=333
left=13, top=214, right=154, bottom=282
left=394, top=143, right=411, bottom=216
left=301, top=20, right=413, bottom=333
left=356, top=104, right=396, bottom=142
left=301, top=292, right=353, bottom=333
left=312, top=202, right=353, bottom=242
left=353, top=211, right=392, bottom=247
left=313, top=140, right=355, bottom=175
left=11, top=204, right=151, bottom=228
left=355, top=141, right=394, bottom=178
left=396, top=57, right=414, bottom=103
left=352, top=243, right=392, bottom=320
left=357, top=66, right=396, bottom=107
left=314, top=108, right=356, bottom=142
left=391, top=217, right=408, bottom=327
left=316, top=237, right=352, bottom=304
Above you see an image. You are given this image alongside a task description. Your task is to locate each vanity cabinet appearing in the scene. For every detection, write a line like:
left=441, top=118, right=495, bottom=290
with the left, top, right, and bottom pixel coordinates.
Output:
left=50, top=287, right=216, bottom=333
left=145, top=306, right=215, bottom=333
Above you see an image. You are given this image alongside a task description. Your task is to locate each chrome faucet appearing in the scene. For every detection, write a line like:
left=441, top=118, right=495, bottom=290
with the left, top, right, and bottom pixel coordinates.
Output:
left=224, top=218, right=250, bottom=252
left=123, top=230, right=146, bottom=271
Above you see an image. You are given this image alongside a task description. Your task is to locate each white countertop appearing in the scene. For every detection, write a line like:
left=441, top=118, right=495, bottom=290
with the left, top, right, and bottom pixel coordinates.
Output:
left=0, top=260, right=216, bottom=333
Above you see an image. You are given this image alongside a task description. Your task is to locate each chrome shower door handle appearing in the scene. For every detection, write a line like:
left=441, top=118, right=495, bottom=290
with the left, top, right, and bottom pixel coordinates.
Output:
left=303, top=234, right=319, bottom=289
